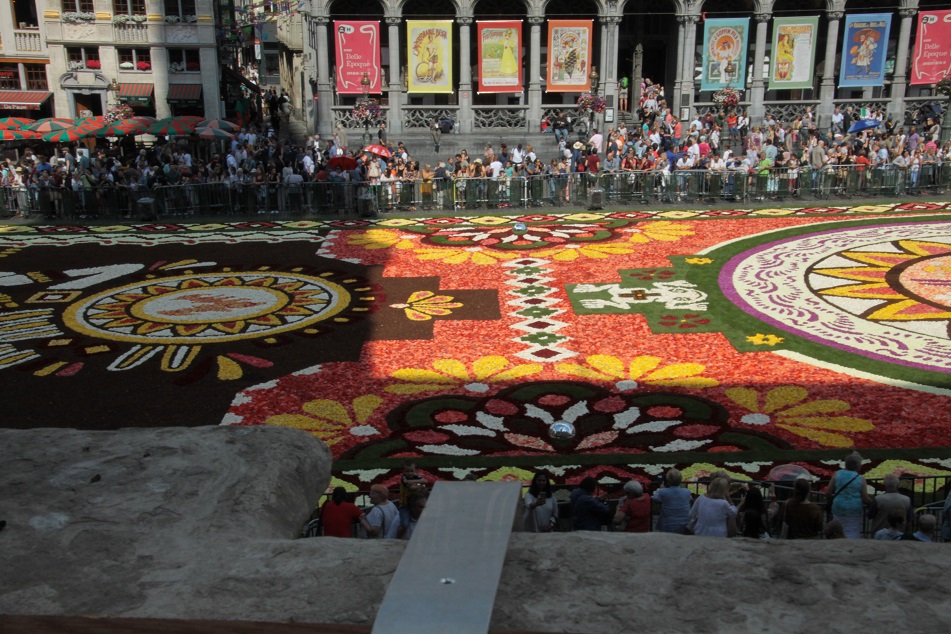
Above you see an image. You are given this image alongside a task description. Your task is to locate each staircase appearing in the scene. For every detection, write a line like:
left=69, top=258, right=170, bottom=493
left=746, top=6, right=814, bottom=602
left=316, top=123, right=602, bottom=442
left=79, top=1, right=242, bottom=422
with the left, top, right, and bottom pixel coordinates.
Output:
left=386, top=131, right=567, bottom=168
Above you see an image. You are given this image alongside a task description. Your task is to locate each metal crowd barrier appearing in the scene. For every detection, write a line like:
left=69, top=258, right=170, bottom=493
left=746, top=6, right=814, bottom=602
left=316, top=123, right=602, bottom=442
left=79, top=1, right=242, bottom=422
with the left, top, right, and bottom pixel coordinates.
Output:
left=2, top=164, right=950, bottom=221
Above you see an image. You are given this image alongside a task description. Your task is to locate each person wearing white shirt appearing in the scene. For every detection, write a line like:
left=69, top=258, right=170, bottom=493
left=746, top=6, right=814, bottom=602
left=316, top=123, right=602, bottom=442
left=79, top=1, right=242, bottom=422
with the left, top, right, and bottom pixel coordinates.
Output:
left=302, top=152, right=314, bottom=177
left=511, top=144, right=524, bottom=166
left=686, top=140, right=700, bottom=162
left=489, top=159, right=503, bottom=179
left=588, top=130, right=603, bottom=154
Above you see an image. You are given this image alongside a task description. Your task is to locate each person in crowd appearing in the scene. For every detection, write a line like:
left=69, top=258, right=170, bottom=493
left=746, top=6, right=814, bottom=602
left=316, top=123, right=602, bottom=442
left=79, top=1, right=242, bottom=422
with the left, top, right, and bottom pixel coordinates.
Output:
left=736, top=485, right=769, bottom=539
left=910, top=514, right=937, bottom=542
left=399, top=460, right=428, bottom=508
left=689, top=477, right=737, bottom=538
left=873, top=510, right=909, bottom=541
left=823, top=519, right=846, bottom=539
left=396, top=491, right=428, bottom=540
left=613, top=480, right=651, bottom=533
left=569, top=477, right=612, bottom=531
left=867, top=473, right=913, bottom=537
left=653, top=468, right=692, bottom=534
left=781, top=478, right=824, bottom=539
left=359, top=484, right=399, bottom=539
left=524, top=470, right=560, bottom=533
left=318, top=487, right=364, bottom=538
left=827, top=451, right=871, bottom=539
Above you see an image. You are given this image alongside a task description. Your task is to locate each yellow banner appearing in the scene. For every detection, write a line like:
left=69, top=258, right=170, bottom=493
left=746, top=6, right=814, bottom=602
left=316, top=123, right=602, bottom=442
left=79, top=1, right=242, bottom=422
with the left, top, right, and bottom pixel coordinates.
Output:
left=407, top=20, right=453, bottom=94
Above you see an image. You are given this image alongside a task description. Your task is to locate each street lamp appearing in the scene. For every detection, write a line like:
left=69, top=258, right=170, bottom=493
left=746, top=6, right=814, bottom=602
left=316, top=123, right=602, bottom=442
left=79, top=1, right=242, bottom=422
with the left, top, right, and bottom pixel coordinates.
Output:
left=360, top=72, right=374, bottom=145
left=361, top=72, right=370, bottom=99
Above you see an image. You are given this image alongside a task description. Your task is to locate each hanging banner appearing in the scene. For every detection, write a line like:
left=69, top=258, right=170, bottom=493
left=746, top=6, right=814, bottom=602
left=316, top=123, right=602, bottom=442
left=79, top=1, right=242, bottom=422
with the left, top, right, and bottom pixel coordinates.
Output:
left=477, top=20, right=523, bottom=93
left=701, top=18, right=750, bottom=92
left=334, top=21, right=382, bottom=94
left=407, top=20, right=453, bottom=94
left=839, top=13, right=892, bottom=88
left=546, top=20, right=593, bottom=92
left=912, top=10, right=951, bottom=85
left=768, top=16, right=819, bottom=90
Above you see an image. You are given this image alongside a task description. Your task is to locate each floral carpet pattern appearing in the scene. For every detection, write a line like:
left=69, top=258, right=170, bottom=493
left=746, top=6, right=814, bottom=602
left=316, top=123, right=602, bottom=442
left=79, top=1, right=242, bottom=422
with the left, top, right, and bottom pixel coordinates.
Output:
left=3, top=203, right=951, bottom=491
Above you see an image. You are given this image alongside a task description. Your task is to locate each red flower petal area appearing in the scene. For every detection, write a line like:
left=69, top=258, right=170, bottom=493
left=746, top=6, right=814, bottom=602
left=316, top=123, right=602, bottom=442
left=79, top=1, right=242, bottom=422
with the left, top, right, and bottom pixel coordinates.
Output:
left=226, top=213, right=951, bottom=470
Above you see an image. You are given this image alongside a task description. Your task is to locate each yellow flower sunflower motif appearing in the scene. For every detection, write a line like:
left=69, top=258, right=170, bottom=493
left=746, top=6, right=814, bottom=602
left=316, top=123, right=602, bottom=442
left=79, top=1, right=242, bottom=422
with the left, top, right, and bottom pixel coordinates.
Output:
left=685, top=257, right=713, bottom=265
left=414, top=247, right=516, bottom=266
left=347, top=229, right=416, bottom=250
left=627, top=221, right=694, bottom=244
left=265, top=395, right=384, bottom=445
left=555, top=354, right=719, bottom=390
left=724, top=386, right=874, bottom=448
left=390, top=291, right=463, bottom=321
left=385, top=356, right=543, bottom=395
left=480, top=466, right=538, bottom=483
left=533, top=242, right=635, bottom=261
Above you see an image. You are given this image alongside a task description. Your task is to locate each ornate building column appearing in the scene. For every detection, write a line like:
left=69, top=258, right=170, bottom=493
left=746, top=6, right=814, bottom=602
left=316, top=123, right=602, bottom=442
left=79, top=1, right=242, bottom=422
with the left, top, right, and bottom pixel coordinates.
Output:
left=889, top=3, right=919, bottom=121
left=749, top=11, right=771, bottom=125
left=458, top=16, right=474, bottom=134
left=313, top=15, right=334, bottom=137
left=528, top=15, right=544, bottom=127
left=679, top=14, right=699, bottom=117
left=673, top=17, right=686, bottom=112
left=385, top=16, right=403, bottom=134
left=818, top=6, right=844, bottom=128
left=600, top=15, right=622, bottom=119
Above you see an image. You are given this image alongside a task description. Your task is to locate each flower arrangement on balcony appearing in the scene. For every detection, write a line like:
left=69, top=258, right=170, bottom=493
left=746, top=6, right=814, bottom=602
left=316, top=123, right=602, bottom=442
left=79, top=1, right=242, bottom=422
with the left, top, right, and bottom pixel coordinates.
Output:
left=136, top=61, right=151, bottom=72
left=184, top=15, right=198, bottom=23
left=350, top=99, right=382, bottom=124
left=186, top=61, right=200, bottom=71
left=104, top=103, right=135, bottom=123
left=68, top=60, right=84, bottom=71
left=164, top=15, right=180, bottom=23
left=169, top=62, right=185, bottom=72
left=113, top=14, right=148, bottom=25
left=119, top=61, right=134, bottom=70
left=576, top=92, right=606, bottom=114
left=85, top=59, right=101, bottom=70
left=713, top=87, right=743, bottom=109
left=62, top=12, right=96, bottom=23
left=934, top=74, right=951, bottom=98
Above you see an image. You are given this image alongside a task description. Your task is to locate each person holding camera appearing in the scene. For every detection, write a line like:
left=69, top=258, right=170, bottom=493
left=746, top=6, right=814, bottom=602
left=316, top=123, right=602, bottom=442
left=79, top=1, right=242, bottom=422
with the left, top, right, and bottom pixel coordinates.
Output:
left=524, top=471, right=559, bottom=532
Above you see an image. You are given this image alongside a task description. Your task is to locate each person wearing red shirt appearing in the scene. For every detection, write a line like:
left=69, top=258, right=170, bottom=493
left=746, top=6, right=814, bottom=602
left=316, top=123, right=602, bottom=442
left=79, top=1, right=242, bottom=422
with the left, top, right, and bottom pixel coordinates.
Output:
left=585, top=151, right=600, bottom=174
left=613, top=480, right=652, bottom=533
left=319, top=487, right=364, bottom=538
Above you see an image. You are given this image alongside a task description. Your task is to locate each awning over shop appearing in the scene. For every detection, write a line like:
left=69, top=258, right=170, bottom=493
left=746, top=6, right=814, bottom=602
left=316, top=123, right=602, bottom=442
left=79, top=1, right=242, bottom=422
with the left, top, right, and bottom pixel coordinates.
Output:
left=0, top=90, right=51, bottom=110
left=166, top=84, right=202, bottom=105
left=118, top=83, right=154, bottom=105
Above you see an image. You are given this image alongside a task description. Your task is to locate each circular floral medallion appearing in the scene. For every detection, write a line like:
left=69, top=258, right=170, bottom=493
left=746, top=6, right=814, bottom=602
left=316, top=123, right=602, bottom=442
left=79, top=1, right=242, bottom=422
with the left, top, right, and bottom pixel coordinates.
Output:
left=63, top=272, right=351, bottom=344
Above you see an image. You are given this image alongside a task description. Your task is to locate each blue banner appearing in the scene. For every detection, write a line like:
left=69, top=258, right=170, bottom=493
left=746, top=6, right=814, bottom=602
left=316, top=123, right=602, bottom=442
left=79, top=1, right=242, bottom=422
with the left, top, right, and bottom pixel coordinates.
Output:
left=839, top=13, right=892, bottom=88
left=700, top=18, right=750, bottom=92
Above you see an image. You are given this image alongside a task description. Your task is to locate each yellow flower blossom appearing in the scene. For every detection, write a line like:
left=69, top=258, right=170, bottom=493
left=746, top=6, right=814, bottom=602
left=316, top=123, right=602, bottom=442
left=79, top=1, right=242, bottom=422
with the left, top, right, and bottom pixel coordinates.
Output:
left=386, top=356, right=543, bottom=395
left=746, top=333, right=785, bottom=346
left=556, top=354, right=719, bottom=390
left=533, top=242, right=635, bottom=261
left=628, top=221, right=694, bottom=243
left=390, top=291, right=463, bottom=321
left=414, top=247, right=516, bottom=265
left=265, top=395, right=383, bottom=445
left=480, top=466, right=537, bottom=483
left=348, top=229, right=415, bottom=250
left=724, top=386, right=874, bottom=448
left=685, top=257, right=713, bottom=265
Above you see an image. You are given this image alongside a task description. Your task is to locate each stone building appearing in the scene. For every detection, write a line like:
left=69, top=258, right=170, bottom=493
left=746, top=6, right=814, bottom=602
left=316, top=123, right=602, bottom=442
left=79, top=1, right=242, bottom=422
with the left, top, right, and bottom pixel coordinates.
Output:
left=299, top=0, right=945, bottom=136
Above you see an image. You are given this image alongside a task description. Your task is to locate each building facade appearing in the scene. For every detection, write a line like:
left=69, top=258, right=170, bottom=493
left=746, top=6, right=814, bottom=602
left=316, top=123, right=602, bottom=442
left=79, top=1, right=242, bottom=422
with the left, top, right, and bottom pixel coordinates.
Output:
left=300, top=0, right=944, bottom=137
left=0, top=0, right=51, bottom=116
left=37, top=0, right=221, bottom=120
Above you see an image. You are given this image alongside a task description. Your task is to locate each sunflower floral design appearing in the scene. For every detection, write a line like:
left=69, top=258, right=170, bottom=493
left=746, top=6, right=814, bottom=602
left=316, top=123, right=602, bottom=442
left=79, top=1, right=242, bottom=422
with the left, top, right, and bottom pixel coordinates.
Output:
left=347, top=229, right=416, bottom=250
left=385, top=356, right=544, bottom=395
left=389, top=291, right=463, bottom=321
left=414, top=246, right=517, bottom=266
left=265, top=395, right=384, bottom=445
left=626, top=221, right=695, bottom=243
left=556, top=354, right=719, bottom=390
left=724, top=386, right=874, bottom=448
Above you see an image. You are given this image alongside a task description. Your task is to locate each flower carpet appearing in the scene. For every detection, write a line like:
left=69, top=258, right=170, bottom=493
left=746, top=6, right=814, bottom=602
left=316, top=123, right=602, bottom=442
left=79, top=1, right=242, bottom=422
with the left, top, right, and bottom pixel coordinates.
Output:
left=3, top=202, right=951, bottom=492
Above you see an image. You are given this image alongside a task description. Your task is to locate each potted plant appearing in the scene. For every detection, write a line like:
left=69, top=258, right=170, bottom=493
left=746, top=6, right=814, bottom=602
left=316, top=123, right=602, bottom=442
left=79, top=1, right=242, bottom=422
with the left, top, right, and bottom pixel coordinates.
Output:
left=169, top=62, right=185, bottom=72
left=184, top=15, right=198, bottom=23
left=104, top=103, right=135, bottom=123
left=119, top=61, right=135, bottom=70
left=85, top=59, right=101, bottom=70
left=712, top=87, right=743, bottom=110
left=68, top=60, right=84, bottom=71
left=186, top=61, right=200, bottom=71
left=164, top=15, right=181, bottom=23
left=62, top=12, right=96, bottom=23
left=136, top=61, right=151, bottom=72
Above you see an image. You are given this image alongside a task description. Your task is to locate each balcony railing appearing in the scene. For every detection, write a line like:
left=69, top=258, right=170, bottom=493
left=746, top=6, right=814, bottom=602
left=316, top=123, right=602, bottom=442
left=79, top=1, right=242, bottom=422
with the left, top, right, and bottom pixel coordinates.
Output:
left=113, top=23, right=149, bottom=42
left=14, top=29, right=43, bottom=53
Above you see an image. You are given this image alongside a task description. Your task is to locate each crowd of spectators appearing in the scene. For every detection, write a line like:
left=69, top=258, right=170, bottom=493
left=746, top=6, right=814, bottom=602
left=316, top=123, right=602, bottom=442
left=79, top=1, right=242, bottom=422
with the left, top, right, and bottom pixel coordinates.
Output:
left=306, top=454, right=951, bottom=543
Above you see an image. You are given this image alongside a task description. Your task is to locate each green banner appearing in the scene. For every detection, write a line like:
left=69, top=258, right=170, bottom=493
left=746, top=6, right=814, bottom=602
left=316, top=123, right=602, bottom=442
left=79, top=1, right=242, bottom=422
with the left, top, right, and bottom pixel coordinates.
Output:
left=769, top=16, right=819, bottom=91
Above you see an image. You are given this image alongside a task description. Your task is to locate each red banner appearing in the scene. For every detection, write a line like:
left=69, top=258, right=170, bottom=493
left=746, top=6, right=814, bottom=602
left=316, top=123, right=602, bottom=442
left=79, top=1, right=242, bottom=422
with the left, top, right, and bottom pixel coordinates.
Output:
left=912, top=10, right=951, bottom=85
left=477, top=21, right=522, bottom=93
left=334, top=20, right=382, bottom=94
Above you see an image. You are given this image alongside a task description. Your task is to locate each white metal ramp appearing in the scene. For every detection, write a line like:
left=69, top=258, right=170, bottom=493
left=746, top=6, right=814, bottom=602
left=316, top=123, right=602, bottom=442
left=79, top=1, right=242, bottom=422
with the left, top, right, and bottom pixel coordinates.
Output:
left=371, top=481, right=522, bottom=634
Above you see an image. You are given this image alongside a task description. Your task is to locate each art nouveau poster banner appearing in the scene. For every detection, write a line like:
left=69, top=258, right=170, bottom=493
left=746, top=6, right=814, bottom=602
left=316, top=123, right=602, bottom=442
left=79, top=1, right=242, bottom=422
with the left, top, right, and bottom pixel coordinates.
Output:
left=478, top=20, right=522, bottom=93
left=839, top=13, right=892, bottom=88
left=700, top=18, right=749, bottom=92
left=334, top=21, right=381, bottom=94
left=768, top=16, right=819, bottom=90
left=911, top=10, right=951, bottom=85
left=407, top=20, right=453, bottom=94
left=547, top=20, right=593, bottom=92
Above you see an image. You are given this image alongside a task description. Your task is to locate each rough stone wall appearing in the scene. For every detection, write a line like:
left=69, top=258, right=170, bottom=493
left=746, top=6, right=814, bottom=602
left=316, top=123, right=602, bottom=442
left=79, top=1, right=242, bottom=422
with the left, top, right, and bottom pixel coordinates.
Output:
left=2, top=427, right=950, bottom=633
